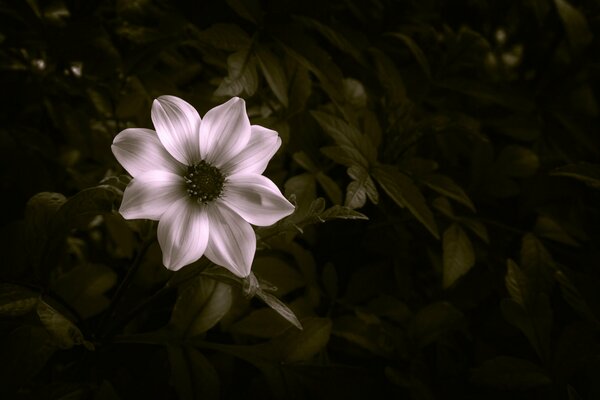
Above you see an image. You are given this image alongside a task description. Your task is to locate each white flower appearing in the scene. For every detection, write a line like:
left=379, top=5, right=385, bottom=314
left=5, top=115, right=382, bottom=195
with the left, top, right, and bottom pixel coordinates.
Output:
left=111, top=96, right=294, bottom=277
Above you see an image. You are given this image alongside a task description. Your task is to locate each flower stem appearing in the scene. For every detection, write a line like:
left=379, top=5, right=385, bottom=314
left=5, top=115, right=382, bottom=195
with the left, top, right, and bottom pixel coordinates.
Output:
left=97, top=234, right=154, bottom=339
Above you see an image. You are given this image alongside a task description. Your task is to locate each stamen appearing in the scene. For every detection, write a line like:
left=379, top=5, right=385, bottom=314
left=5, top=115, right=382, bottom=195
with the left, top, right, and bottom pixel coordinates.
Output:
left=183, top=160, right=226, bottom=204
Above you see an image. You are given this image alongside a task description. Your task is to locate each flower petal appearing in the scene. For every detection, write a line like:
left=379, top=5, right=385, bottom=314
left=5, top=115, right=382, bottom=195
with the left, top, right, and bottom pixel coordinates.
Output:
left=221, top=174, right=295, bottom=226
left=157, top=198, right=209, bottom=271
left=199, top=97, right=251, bottom=167
left=204, top=204, right=255, bottom=277
left=220, top=125, right=282, bottom=175
left=120, top=170, right=186, bottom=220
left=151, top=95, right=201, bottom=165
left=112, top=128, right=185, bottom=177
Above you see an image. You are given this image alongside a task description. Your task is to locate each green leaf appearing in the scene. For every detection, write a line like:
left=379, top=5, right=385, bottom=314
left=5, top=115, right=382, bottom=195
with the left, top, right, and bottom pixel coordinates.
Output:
left=458, top=218, right=489, bottom=244
left=311, top=111, right=377, bottom=165
left=373, top=165, right=439, bottom=239
left=36, top=300, right=93, bottom=350
left=320, top=146, right=360, bottom=167
left=442, top=223, right=475, bottom=288
left=554, top=0, right=593, bottom=54
left=387, top=33, right=432, bottom=79
left=167, top=346, right=220, bottom=400
left=53, top=185, right=122, bottom=231
left=253, top=257, right=305, bottom=296
left=255, top=46, right=289, bottom=107
left=345, top=165, right=378, bottom=209
left=550, top=163, right=600, bottom=189
left=505, top=259, right=528, bottom=306
left=500, top=297, right=552, bottom=361
left=0, top=283, right=39, bottom=316
left=277, top=26, right=345, bottom=103
left=420, top=174, right=475, bottom=212
left=408, top=302, right=464, bottom=348
left=215, top=47, right=258, bottom=97
left=316, top=205, right=368, bottom=221
left=534, top=215, right=580, bottom=246
left=520, top=234, right=555, bottom=294
left=555, top=269, right=600, bottom=328
left=471, top=356, right=552, bottom=389
left=170, top=277, right=233, bottom=337
left=496, top=145, right=540, bottom=178
left=196, top=23, right=251, bottom=51
left=316, top=172, right=343, bottom=205
left=255, top=289, right=302, bottom=331
left=230, top=306, right=297, bottom=338
left=293, top=16, right=365, bottom=63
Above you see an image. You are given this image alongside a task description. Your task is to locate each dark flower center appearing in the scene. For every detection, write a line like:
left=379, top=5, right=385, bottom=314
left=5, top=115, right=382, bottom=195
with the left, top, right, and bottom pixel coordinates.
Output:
left=184, top=161, right=225, bottom=204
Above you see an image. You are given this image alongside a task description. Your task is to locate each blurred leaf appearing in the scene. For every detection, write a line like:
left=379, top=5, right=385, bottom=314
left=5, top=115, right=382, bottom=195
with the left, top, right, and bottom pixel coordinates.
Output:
left=369, top=48, right=407, bottom=105
left=196, top=23, right=251, bottom=51
left=0, top=283, right=39, bottom=316
left=442, top=223, right=475, bottom=288
left=311, top=111, right=377, bottom=166
left=25, top=192, right=67, bottom=232
left=366, top=295, right=412, bottom=323
left=373, top=165, right=439, bottom=239
left=270, top=317, right=331, bottom=363
left=288, top=61, right=312, bottom=113
left=256, top=45, right=289, bottom=107
left=215, top=47, right=258, bottom=97
left=496, top=145, right=539, bottom=178
left=555, top=269, right=600, bottom=328
left=167, top=345, right=219, bottom=400
left=420, top=174, right=475, bottom=212
left=432, top=196, right=456, bottom=219
left=501, top=294, right=553, bottom=361
left=550, top=163, right=600, bottom=189
left=51, top=263, right=117, bottom=319
left=387, top=33, right=432, bottom=79
left=253, top=257, right=305, bottom=296
left=471, top=356, right=551, bottom=389
left=408, top=302, right=464, bottom=347
left=458, top=218, right=489, bottom=244
left=36, top=300, right=93, bottom=350
left=534, top=215, right=580, bottom=246
left=437, top=78, right=534, bottom=112
left=345, top=165, right=378, bottom=209
left=332, top=315, right=394, bottom=357
left=0, top=325, right=57, bottom=389
left=225, top=0, right=261, bottom=24
left=170, top=277, right=233, bottom=337
left=554, top=0, right=593, bottom=54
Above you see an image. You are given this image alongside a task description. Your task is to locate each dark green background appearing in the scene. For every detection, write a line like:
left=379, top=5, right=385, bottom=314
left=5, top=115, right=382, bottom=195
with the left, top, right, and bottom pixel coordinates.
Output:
left=1, top=0, right=599, bottom=399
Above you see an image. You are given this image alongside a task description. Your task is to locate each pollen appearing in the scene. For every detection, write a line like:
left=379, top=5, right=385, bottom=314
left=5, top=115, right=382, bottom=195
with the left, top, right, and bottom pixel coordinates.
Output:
left=184, top=160, right=226, bottom=204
